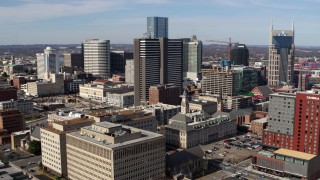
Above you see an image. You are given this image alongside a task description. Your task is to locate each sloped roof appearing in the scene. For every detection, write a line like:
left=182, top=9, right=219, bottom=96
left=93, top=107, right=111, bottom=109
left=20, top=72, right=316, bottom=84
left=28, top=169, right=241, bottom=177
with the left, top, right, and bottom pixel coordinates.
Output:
left=229, top=108, right=253, bottom=120
left=256, top=85, right=274, bottom=97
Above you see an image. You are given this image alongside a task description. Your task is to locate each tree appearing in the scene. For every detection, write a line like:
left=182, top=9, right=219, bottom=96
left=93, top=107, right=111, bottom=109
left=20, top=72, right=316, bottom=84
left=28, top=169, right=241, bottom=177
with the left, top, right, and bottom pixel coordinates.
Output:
left=28, top=140, right=41, bottom=155
left=1, top=72, right=8, bottom=77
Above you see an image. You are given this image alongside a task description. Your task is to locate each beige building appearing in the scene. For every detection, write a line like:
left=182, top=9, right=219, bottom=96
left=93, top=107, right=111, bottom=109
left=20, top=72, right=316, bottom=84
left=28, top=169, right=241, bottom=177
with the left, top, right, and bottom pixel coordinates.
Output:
left=86, top=109, right=157, bottom=132
left=106, top=91, right=134, bottom=107
left=189, top=99, right=217, bottom=115
left=25, top=73, right=64, bottom=97
left=79, top=83, right=133, bottom=102
left=66, top=122, right=165, bottom=180
left=40, top=118, right=95, bottom=177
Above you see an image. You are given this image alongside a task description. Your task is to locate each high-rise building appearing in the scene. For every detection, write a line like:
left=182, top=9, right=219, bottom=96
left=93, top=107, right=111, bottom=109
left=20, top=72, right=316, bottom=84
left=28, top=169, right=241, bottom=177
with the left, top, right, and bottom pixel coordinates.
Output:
left=125, top=59, right=134, bottom=84
left=83, top=39, right=110, bottom=78
left=147, top=17, right=168, bottom=38
left=63, top=53, right=84, bottom=69
left=41, top=118, right=95, bottom=177
left=134, top=38, right=183, bottom=105
left=66, top=122, right=165, bottom=180
left=267, top=22, right=295, bottom=86
left=231, top=43, right=249, bottom=66
left=110, top=51, right=133, bottom=74
left=37, top=47, right=59, bottom=79
left=183, top=35, right=202, bottom=80
left=201, top=67, right=241, bottom=96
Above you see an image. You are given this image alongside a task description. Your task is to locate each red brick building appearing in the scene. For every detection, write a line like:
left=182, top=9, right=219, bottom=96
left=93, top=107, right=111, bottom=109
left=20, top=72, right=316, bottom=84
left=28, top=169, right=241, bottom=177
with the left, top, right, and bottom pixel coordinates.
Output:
left=12, top=76, right=26, bottom=90
left=149, top=84, right=180, bottom=105
left=0, top=85, right=17, bottom=102
left=0, top=109, right=24, bottom=145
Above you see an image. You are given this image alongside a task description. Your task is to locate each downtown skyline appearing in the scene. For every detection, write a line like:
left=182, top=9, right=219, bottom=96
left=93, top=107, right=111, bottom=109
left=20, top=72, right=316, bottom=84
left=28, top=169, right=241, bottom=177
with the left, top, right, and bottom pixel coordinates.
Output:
left=0, top=0, right=319, bottom=46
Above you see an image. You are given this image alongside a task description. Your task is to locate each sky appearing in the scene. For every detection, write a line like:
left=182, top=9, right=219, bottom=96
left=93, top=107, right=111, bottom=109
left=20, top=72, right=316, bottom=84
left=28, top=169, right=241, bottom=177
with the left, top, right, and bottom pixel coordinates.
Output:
left=0, top=0, right=319, bottom=46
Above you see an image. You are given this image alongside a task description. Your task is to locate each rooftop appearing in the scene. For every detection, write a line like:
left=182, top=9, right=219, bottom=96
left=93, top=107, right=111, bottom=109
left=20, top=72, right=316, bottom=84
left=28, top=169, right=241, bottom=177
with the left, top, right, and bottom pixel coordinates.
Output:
left=274, top=148, right=316, bottom=160
left=54, top=118, right=95, bottom=126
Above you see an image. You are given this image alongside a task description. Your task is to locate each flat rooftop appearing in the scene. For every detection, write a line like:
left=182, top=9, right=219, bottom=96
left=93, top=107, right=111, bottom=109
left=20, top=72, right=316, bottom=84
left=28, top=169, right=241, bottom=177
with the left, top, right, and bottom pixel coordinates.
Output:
left=54, top=118, right=95, bottom=126
left=68, top=122, right=163, bottom=149
left=274, top=148, right=316, bottom=160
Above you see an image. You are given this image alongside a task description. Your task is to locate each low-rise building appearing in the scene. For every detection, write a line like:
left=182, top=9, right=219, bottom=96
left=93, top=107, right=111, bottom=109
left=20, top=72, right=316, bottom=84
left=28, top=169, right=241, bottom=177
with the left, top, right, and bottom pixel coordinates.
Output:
left=143, top=103, right=181, bottom=126
left=149, top=84, right=180, bottom=105
left=0, top=99, right=33, bottom=114
left=11, top=130, right=30, bottom=150
left=66, top=122, right=165, bottom=180
left=189, top=99, right=217, bottom=115
left=106, top=91, right=134, bottom=107
left=86, top=109, right=157, bottom=132
left=25, top=73, right=64, bottom=97
left=252, top=149, right=320, bottom=180
left=166, top=111, right=236, bottom=149
left=250, top=117, right=268, bottom=136
left=0, top=85, right=17, bottom=102
left=0, top=109, right=24, bottom=144
left=41, top=118, right=95, bottom=177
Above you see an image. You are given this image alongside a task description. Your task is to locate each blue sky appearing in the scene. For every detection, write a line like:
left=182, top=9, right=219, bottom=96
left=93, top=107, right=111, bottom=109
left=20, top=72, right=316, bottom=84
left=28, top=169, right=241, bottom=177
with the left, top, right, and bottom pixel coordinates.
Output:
left=0, top=0, right=319, bottom=46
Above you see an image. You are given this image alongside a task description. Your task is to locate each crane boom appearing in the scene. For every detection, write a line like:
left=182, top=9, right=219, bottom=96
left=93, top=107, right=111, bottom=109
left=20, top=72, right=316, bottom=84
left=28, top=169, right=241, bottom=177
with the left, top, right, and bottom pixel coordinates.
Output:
left=206, top=37, right=238, bottom=60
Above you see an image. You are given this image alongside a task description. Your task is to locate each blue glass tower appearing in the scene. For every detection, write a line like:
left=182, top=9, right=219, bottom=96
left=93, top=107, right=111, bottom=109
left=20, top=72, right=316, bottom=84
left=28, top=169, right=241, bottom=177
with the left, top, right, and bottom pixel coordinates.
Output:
left=147, top=17, right=168, bottom=38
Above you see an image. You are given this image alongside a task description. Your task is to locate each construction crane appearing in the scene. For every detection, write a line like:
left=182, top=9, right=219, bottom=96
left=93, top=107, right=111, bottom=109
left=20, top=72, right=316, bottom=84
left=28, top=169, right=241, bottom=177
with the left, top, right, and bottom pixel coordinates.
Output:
left=206, top=37, right=238, bottom=60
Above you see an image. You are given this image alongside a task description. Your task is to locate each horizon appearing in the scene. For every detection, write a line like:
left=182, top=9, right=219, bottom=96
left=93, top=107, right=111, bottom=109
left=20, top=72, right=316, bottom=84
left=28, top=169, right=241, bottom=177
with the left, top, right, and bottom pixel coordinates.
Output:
left=0, top=0, right=319, bottom=46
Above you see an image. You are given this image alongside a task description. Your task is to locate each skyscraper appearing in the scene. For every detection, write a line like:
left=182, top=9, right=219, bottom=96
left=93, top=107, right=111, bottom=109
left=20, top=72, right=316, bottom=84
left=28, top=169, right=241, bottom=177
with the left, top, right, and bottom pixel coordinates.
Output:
left=147, top=17, right=168, bottom=38
left=110, top=51, right=133, bottom=74
left=183, top=35, right=203, bottom=80
left=83, top=39, right=110, bottom=78
left=231, top=43, right=249, bottom=66
left=134, top=38, right=183, bottom=106
left=37, top=47, right=59, bottom=79
left=267, top=22, right=295, bottom=86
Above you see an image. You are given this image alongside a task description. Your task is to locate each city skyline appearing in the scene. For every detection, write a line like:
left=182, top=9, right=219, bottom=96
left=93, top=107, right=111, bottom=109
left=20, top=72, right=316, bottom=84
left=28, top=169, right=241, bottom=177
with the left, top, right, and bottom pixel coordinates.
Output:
left=0, top=0, right=319, bottom=46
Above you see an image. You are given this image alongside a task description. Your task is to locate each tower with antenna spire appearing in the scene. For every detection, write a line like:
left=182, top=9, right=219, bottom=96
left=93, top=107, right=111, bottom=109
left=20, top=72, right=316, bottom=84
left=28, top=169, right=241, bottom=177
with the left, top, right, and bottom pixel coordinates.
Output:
left=180, top=88, right=189, bottom=114
left=267, top=21, right=295, bottom=87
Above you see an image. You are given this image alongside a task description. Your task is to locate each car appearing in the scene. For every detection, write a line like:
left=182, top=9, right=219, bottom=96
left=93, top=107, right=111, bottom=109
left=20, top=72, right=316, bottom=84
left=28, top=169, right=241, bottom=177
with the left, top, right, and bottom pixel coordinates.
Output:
left=28, top=162, right=35, bottom=165
left=218, top=153, right=225, bottom=157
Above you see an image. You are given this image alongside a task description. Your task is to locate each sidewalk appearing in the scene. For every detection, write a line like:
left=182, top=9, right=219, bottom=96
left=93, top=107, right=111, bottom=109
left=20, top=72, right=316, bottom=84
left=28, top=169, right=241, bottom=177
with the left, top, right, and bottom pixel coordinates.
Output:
left=245, top=166, right=290, bottom=180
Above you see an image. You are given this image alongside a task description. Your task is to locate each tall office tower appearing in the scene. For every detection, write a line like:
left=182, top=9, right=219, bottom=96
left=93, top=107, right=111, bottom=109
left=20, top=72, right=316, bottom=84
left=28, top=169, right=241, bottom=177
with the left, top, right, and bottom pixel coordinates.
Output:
left=64, top=53, right=84, bottom=69
left=201, top=67, right=241, bottom=96
left=147, top=17, right=168, bottom=38
left=110, top=51, right=133, bottom=74
left=134, top=38, right=183, bottom=106
left=66, top=122, right=165, bottom=180
left=41, top=118, right=94, bottom=177
left=37, top=47, right=59, bottom=79
left=83, top=39, right=110, bottom=78
left=183, top=35, right=203, bottom=80
left=267, top=22, right=295, bottom=86
left=231, top=43, right=249, bottom=66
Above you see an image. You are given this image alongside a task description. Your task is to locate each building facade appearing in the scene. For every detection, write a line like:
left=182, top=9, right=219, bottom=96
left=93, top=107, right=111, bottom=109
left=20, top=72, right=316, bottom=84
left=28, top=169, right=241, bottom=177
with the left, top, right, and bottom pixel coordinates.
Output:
left=66, top=122, right=165, bottom=180
left=267, top=23, right=295, bottom=86
left=231, top=43, right=249, bottom=66
left=25, top=73, right=64, bottom=97
left=83, top=39, right=110, bottom=78
left=110, top=51, right=133, bottom=74
left=0, top=85, right=17, bottom=102
left=0, top=109, right=24, bottom=134
left=41, top=118, right=94, bottom=177
left=183, top=35, right=202, bottom=80
left=147, top=16, right=168, bottom=38
left=63, top=53, right=84, bottom=69
left=134, top=38, right=183, bottom=105
left=149, top=84, right=180, bottom=105
left=37, top=47, right=59, bottom=79
left=125, top=59, right=134, bottom=84
left=106, top=91, right=134, bottom=108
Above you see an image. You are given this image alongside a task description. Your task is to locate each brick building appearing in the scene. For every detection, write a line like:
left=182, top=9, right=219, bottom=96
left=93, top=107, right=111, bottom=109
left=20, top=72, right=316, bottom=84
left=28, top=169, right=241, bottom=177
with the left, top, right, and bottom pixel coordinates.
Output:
left=0, top=109, right=24, bottom=145
left=0, top=85, right=17, bottom=102
left=149, top=84, right=180, bottom=105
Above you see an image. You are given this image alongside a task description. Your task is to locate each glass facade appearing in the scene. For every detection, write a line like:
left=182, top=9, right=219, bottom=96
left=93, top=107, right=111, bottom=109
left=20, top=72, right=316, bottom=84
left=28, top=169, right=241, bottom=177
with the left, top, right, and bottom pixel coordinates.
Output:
left=147, top=17, right=168, bottom=38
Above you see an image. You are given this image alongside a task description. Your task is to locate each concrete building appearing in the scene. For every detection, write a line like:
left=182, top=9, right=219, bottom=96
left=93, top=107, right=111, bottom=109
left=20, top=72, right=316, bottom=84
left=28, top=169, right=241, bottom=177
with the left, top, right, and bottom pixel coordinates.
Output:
left=250, top=117, right=268, bottom=136
left=0, top=85, right=17, bottom=102
left=189, top=99, right=217, bottom=115
left=232, top=66, right=258, bottom=93
left=268, top=23, right=295, bottom=86
left=47, top=109, right=85, bottom=125
left=183, top=35, right=202, bottom=80
left=263, top=93, right=296, bottom=149
left=41, top=118, right=95, bottom=177
left=11, top=130, right=30, bottom=150
left=106, top=91, right=134, bottom=108
left=66, top=122, right=165, bottom=180
left=166, top=111, right=236, bottom=149
left=0, top=99, right=33, bottom=114
left=0, top=109, right=24, bottom=133
left=149, top=84, right=180, bottom=105
left=134, top=38, right=183, bottom=106
left=202, top=67, right=241, bottom=96
left=231, top=43, right=249, bottom=66
left=143, top=103, right=181, bottom=126
left=25, top=73, right=64, bottom=97
left=147, top=16, right=168, bottom=38
left=83, top=39, right=110, bottom=78
left=252, top=149, right=320, bottom=180
left=64, top=79, right=84, bottom=93
left=86, top=109, right=157, bottom=132
left=125, top=59, right=134, bottom=84
left=79, top=83, right=133, bottom=102
left=63, top=53, right=84, bottom=70
left=110, top=51, right=133, bottom=74
left=37, top=47, right=59, bottom=79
